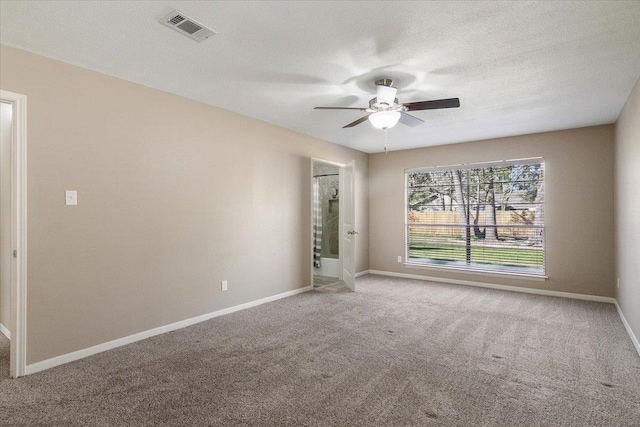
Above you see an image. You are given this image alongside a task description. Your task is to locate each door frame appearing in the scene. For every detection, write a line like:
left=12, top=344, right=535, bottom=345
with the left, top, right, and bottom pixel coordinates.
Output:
left=310, top=158, right=355, bottom=289
left=0, top=90, right=28, bottom=378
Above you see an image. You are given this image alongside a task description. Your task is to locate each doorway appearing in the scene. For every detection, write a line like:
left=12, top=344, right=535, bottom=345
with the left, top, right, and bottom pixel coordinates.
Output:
left=312, top=161, right=340, bottom=288
left=0, top=101, right=11, bottom=378
left=0, top=90, right=27, bottom=378
left=310, top=158, right=356, bottom=291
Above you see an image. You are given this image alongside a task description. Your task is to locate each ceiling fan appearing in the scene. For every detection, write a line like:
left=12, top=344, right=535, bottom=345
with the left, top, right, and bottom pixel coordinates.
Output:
left=314, top=78, right=460, bottom=130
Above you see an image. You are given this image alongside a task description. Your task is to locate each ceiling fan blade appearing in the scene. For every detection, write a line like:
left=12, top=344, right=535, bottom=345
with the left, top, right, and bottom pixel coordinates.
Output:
left=314, top=106, right=368, bottom=111
left=403, top=98, right=460, bottom=111
left=343, top=115, right=371, bottom=128
left=399, top=112, right=424, bottom=127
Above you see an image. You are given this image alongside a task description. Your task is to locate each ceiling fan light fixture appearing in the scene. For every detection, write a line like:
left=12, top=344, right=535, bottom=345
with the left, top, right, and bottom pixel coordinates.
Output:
left=369, top=111, right=401, bottom=130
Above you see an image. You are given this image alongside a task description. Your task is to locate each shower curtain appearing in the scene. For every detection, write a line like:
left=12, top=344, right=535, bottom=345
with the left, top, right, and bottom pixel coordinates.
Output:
left=313, top=178, right=322, bottom=268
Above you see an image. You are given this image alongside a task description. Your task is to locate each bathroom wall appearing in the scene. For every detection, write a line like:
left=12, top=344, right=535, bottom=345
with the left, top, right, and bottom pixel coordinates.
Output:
left=318, top=175, right=339, bottom=258
left=313, top=162, right=340, bottom=278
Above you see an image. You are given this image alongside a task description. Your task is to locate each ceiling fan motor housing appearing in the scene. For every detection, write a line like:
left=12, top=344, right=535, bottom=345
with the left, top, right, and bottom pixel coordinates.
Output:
left=375, top=78, right=394, bottom=87
left=370, top=79, right=407, bottom=112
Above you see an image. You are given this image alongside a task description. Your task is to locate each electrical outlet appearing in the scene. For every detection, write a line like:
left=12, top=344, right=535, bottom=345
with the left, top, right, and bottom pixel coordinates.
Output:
left=397, top=256, right=402, bottom=263
left=617, top=278, right=620, bottom=289
left=221, top=280, right=228, bottom=291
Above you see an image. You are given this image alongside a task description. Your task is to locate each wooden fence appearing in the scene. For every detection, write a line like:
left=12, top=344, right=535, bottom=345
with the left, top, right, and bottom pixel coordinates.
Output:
left=408, top=210, right=538, bottom=238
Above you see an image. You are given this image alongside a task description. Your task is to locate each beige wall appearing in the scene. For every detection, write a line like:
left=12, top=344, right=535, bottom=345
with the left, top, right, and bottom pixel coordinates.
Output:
left=615, top=75, right=640, bottom=343
left=369, top=125, right=615, bottom=297
left=0, top=45, right=369, bottom=364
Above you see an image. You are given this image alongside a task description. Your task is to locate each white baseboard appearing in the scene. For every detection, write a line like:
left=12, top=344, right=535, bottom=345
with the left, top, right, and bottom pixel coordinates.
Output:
left=615, top=303, right=640, bottom=358
left=0, top=322, right=10, bottom=340
left=367, top=270, right=617, bottom=304
left=18, top=273, right=640, bottom=376
left=25, top=285, right=313, bottom=376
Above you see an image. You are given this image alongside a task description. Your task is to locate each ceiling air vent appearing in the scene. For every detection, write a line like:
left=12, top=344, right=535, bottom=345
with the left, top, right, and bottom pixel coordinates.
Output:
left=160, top=10, right=216, bottom=42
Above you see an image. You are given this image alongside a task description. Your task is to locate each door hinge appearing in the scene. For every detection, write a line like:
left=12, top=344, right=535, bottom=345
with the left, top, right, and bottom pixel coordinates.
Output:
left=13, top=250, right=17, bottom=258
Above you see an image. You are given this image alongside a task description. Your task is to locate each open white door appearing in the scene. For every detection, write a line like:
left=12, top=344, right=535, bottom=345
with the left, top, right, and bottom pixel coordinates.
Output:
left=341, top=160, right=356, bottom=291
left=0, top=90, right=27, bottom=378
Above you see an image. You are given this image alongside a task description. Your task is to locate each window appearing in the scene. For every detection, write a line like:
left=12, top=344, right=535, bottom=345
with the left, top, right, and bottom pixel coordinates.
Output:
left=406, top=159, right=545, bottom=276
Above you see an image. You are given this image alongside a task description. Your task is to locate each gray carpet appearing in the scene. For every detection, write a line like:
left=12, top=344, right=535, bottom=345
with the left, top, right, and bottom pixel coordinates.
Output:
left=1, top=274, right=639, bottom=426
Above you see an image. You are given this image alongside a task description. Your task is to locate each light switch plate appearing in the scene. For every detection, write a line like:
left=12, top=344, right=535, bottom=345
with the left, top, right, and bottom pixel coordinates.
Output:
left=65, top=190, right=77, bottom=206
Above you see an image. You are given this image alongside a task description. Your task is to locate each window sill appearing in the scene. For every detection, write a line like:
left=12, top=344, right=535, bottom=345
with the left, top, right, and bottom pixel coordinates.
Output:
left=403, top=262, right=548, bottom=281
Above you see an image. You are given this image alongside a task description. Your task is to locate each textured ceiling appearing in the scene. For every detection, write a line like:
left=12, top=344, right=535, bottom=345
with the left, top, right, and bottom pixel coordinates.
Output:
left=1, top=1, right=640, bottom=153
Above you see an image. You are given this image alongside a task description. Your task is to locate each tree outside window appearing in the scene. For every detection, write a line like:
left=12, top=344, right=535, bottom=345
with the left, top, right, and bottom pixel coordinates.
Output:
left=406, top=159, right=545, bottom=276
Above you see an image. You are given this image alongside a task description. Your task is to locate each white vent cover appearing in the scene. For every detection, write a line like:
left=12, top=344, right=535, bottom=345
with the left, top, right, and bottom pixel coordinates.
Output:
left=160, top=10, right=216, bottom=42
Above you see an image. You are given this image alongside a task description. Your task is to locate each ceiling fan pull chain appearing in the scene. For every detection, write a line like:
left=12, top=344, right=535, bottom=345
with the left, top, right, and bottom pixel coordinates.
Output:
left=384, top=128, right=388, bottom=155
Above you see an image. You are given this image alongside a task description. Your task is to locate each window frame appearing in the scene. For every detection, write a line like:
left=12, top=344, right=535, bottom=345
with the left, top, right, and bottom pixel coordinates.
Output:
left=404, top=158, right=547, bottom=279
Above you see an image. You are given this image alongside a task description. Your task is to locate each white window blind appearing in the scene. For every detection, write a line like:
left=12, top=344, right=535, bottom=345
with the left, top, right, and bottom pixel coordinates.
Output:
left=405, top=158, right=545, bottom=276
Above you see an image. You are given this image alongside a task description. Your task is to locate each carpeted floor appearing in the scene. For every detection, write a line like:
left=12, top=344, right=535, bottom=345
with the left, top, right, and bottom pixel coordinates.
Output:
left=1, top=274, right=639, bottom=426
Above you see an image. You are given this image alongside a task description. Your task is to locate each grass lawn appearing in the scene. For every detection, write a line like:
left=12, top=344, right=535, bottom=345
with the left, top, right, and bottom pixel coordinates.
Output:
left=408, top=244, right=543, bottom=267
